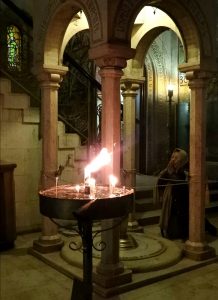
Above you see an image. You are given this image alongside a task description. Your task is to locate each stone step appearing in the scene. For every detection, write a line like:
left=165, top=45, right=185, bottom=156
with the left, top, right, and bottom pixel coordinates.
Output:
left=135, top=209, right=161, bottom=226
left=135, top=189, right=154, bottom=199
left=135, top=197, right=157, bottom=212
left=206, top=200, right=218, bottom=213
left=208, top=181, right=218, bottom=190
left=209, top=190, right=218, bottom=202
left=135, top=200, right=218, bottom=227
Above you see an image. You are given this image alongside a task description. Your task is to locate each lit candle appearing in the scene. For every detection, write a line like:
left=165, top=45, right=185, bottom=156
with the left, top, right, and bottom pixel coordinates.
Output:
left=89, top=177, right=96, bottom=197
left=55, top=177, right=58, bottom=197
left=75, top=184, right=80, bottom=193
left=84, top=167, right=91, bottom=184
left=109, top=174, right=117, bottom=195
left=84, top=167, right=91, bottom=194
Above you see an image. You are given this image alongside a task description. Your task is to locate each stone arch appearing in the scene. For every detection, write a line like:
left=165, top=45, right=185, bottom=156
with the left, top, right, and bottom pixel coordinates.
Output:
left=113, top=0, right=215, bottom=71
left=133, top=26, right=174, bottom=70
left=33, top=0, right=102, bottom=67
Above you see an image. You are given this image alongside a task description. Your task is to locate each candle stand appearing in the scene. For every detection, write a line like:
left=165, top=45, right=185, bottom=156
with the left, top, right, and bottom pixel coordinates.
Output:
left=39, top=185, right=134, bottom=300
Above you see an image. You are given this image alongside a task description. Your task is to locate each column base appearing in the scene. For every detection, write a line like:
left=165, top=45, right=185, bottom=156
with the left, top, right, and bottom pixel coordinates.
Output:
left=183, top=240, right=216, bottom=261
left=120, top=233, right=138, bottom=249
left=32, top=235, right=64, bottom=253
left=127, top=219, right=144, bottom=233
left=93, top=267, right=132, bottom=290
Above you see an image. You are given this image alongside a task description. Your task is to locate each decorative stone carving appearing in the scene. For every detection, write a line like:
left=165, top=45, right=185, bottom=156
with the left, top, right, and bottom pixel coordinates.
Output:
left=182, top=0, right=212, bottom=56
left=114, top=0, right=141, bottom=40
left=84, top=0, right=102, bottom=42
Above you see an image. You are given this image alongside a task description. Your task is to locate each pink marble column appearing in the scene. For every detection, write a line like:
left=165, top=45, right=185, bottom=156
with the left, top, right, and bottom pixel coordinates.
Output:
left=99, top=67, right=123, bottom=182
left=94, top=65, right=132, bottom=286
left=33, top=67, right=67, bottom=253
left=184, top=71, right=215, bottom=260
left=89, top=44, right=135, bottom=288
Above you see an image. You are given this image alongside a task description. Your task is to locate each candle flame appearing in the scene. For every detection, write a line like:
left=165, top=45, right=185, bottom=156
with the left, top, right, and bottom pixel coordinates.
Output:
left=89, top=177, right=96, bottom=186
left=109, top=174, right=118, bottom=187
left=85, top=148, right=111, bottom=174
left=75, top=185, right=80, bottom=193
left=109, top=174, right=117, bottom=195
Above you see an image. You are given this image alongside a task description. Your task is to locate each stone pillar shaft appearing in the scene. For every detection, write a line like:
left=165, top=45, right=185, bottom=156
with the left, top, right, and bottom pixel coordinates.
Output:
left=41, top=75, right=59, bottom=188
left=40, top=75, right=60, bottom=238
left=99, top=67, right=123, bottom=183
left=33, top=67, right=67, bottom=253
left=97, top=66, right=123, bottom=275
left=184, top=72, right=215, bottom=260
left=189, top=77, right=206, bottom=242
left=90, top=45, right=135, bottom=289
left=121, top=82, right=140, bottom=188
left=120, top=81, right=142, bottom=234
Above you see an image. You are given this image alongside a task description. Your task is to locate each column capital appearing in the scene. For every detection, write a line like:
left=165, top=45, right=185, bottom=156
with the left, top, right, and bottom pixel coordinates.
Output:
left=185, top=71, right=214, bottom=90
left=89, top=43, right=135, bottom=69
left=121, top=80, right=142, bottom=93
left=121, top=77, right=145, bottom=84
left=33, top=64, right=68, bottom=84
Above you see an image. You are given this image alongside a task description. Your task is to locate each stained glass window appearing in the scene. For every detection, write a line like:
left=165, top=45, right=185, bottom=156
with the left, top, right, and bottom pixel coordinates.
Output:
left=7, top=25, right=21, bottom=70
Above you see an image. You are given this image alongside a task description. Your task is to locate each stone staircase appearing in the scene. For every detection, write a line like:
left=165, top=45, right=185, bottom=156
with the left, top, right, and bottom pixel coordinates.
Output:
left=134, top=174, right=218, bottom=227
left=0, top=76, right=88, bottom=232
left=134, top=174, right=161, bottom=226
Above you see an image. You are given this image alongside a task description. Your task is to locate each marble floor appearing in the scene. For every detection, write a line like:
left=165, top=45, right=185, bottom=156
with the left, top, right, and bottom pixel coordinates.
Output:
left=1, top=221, right=218, bottom=300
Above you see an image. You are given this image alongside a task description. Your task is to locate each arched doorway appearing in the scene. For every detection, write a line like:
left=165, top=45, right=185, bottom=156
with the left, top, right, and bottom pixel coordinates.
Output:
left=139, top=29, right=190, bottom=175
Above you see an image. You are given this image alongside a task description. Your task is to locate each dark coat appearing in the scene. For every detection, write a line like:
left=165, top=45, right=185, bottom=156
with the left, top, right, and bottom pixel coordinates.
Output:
left=157, top=168, right=189, bottom=239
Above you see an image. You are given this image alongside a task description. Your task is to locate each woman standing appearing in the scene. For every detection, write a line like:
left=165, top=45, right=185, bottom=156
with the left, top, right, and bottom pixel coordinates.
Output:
left=156, top=148, right=217, bottom=239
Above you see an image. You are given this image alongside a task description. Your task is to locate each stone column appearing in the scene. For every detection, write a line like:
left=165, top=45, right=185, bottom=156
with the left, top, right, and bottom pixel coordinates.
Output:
left=121, top=81, right=139, bottom=189
left=120, top=80, right=142, bottom=235
left=94, top=65, right=132, bottom=288
left=89, top=45, right=135, bottom=290
left=33, top=66, right=67, bottom=253
left=99, top=66, right=123, bottom=181
left=184, top=71, right=215, bottom=260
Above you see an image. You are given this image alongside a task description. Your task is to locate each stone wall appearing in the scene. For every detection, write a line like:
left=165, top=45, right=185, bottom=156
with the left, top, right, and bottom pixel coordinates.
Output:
left=0, top=77, right=86, bottom=233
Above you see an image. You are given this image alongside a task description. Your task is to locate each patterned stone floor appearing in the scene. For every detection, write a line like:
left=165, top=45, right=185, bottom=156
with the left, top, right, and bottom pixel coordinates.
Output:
left=1, top=219, right=218, bottom=300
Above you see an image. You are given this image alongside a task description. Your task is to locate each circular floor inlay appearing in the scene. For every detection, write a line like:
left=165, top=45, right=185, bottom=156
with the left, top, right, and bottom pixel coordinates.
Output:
left=92, top=233, right=166, bottom=260
left=61, top=232, right=182, bottom=273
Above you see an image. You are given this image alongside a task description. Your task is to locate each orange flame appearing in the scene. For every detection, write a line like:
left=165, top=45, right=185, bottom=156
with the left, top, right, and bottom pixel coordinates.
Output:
left=85, top=148, right=111, bottom=176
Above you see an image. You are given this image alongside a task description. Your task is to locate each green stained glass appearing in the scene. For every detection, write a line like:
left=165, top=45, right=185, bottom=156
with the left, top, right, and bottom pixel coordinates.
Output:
left=7, top=25, right=21, bottom=69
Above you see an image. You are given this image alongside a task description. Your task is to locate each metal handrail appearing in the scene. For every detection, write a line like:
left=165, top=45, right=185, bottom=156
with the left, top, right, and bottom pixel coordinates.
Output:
left=0, top=68, right=39, bottom=102
left=0, top=67, right=88, bottom=140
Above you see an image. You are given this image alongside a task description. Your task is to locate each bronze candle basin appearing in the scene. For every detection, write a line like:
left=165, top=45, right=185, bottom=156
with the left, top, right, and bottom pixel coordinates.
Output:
left=39, top=185, right=134, bottom=220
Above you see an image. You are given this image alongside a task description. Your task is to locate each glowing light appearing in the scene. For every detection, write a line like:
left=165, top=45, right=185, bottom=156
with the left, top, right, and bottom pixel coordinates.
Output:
left=89, top=178, right=96, bottom=197
left=75, top=185, right=80, bottom=193
left=86, top=148, right=111, bottom=173
left=167, top=84, right=174, bottom=92
left=84, top=148, right=111, bottom=182
left=109, top=174, right=118, bottom=195
left=55, top=177, right=58, bottom=197
left=84, top=148, right=112, bottom=195
left=84, top=167, right=91, bottom=185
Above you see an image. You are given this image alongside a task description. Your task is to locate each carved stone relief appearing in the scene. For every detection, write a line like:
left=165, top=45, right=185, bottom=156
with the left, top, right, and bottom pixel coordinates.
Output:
left=182, top=0, right=212, bottom=56
left=114, top=0, right=142, bottom=40
left=84, top=0, right=102, bottom=43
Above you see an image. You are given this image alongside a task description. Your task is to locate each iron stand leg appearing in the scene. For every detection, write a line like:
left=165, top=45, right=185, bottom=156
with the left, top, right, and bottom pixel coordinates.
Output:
left=71, top=219, right=93, bottom=300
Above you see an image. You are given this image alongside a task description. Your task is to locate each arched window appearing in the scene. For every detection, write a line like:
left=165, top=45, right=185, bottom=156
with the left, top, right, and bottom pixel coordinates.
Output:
left=7, top=25, right=21, bottom=70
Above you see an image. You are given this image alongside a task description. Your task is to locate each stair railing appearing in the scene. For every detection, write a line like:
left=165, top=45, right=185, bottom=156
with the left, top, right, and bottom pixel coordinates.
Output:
left=0, top=67, right=88, bottom=141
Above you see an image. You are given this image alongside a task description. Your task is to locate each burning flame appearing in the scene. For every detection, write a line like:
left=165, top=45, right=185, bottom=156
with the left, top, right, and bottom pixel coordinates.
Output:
left=109, top=174, right=118, bottom=187
left=109, top=174, right=118, bottom=195
left=85, top=148, right=111, bottom=178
